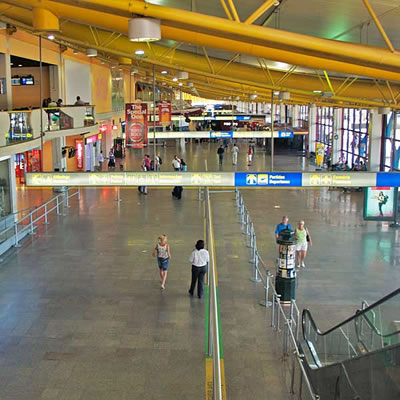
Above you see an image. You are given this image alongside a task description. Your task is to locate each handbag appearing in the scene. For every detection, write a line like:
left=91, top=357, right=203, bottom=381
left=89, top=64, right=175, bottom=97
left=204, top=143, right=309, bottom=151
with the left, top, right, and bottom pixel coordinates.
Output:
left=306, top=228, right=310, bottom=242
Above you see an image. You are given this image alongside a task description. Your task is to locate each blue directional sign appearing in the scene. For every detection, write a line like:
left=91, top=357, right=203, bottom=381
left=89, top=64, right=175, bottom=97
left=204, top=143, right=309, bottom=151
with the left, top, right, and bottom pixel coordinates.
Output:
left=210, top=131, right=233, bottom=139
left=236, top=116, right=251, bottom=121
left=278, top=130, right=294, bottom=138
left=235, top=172, right=302, bottom=187
left=376, top=173, right=400, bottom=187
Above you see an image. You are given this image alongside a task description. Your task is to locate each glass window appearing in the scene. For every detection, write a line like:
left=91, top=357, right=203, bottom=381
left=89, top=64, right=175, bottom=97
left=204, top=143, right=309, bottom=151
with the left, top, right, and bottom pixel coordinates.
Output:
left=382, top=112, right=400, bottom=171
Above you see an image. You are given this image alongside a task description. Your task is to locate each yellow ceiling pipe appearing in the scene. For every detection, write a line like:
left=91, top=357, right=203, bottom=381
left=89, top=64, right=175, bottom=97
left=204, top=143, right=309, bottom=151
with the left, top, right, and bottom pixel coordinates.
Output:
left=32, top=7, right=59, bottom=32
left=244, top=0, right=277, bottom=24
left=1, top=4, right=398, bottom=107
left=3, top=0, right=400, bottom=82
left=45, top=0, right=400, bottom=72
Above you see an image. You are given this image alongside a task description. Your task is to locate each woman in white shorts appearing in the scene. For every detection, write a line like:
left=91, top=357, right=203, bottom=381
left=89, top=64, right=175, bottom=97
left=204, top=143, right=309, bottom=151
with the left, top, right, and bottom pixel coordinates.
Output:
left=294, top=220, right=312, bottom=268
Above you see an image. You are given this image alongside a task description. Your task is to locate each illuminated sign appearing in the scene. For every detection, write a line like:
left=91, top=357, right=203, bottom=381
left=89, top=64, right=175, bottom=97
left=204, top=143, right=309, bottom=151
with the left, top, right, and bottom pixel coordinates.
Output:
left=302, top=172, right=377, bottom=187
left=75, top=139, right=83, bottom=170
left=278, top=130, right=294, bottom=138
left=235, top=173, right=302, bottom=187
left=210, top=131, right=233, bottom=139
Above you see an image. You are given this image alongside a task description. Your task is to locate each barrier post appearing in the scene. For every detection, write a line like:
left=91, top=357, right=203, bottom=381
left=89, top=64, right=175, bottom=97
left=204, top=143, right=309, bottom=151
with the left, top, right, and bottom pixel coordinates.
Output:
left=260, top=272, right=273, bottom=307
left=44, top=204, right=49, bottom=225
left=14, top=223, right=21, bottom=248
left=78, top=187, right=81, bottom=201
left=116, top=187, right=121, bottom=202
left=235, top=188, right=239, bottom=207
left=250, top=250, right=262, bottom=282
left=29, top=213, right=36, bottom=235
left=66, top=190, right=70, bottom=208
left=56, top=196, right=60, bottom=215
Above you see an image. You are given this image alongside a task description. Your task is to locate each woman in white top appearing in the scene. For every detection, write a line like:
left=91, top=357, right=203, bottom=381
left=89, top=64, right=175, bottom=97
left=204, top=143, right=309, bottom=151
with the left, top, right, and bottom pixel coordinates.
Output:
left=152, top=235, right=171, bottom=289
left=188, top=239, right=209, bottom=299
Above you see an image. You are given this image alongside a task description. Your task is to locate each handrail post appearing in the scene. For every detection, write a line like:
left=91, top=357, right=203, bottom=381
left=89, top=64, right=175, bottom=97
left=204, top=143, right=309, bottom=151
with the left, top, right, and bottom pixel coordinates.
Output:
left=14, top=223, right=20, bottom=248
left=66, top=189, right=70, bottom=208
left=29, top=213, right=35, bottom=235
left=44, top=203, right=49, bottom=225
left=78, top=187, right=81, bottom=200
left=56, top=196, right=60, bottom=215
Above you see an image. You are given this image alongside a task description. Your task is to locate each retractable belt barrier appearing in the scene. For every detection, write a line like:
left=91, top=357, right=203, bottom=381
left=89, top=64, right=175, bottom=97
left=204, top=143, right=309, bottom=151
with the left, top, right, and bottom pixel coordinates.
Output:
left=26, top=171, right=400, bottom=188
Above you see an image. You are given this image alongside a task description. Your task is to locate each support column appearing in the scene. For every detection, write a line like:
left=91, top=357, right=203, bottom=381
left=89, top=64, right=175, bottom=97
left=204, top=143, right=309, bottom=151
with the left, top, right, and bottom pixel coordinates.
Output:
left=0, top=53, right=12, bottom=110
left=280, top=103, right=286, bottom=124
left=52, top=137, right=66, bottom=171
left=368, top=109, right=383, bottom=171
left=331, top=108, right=343, bottom=164
left=308, top=104, right=317, bottom=155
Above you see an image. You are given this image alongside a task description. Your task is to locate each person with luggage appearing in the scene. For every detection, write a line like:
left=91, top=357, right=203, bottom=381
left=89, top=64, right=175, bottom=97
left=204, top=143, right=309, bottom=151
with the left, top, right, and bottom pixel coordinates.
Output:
left=231, top=143, right=239, bottom=165
left=138, top=157, right=148, bottom=195
left=294, top=220, right=312, bottom=268
left=152, top=235, right=171, bottom=290
left=217, top=145, right=225, bottom=165
left=188, top=239, right=209, bottom=299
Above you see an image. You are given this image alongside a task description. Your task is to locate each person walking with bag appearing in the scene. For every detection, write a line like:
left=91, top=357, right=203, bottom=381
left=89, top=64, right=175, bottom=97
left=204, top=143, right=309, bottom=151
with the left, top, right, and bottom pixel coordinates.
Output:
left=188, top=240, right=209, bottom=299
left=294, top=220, right=312, bottom=268
left=152, top=235, right=171, bottom=289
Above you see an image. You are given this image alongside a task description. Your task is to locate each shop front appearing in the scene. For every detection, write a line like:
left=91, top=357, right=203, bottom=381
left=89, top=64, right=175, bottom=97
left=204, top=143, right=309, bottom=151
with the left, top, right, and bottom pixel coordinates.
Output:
left=15, top=149, right=41, bottom=184
left=84, top=133, right=102, bottom=171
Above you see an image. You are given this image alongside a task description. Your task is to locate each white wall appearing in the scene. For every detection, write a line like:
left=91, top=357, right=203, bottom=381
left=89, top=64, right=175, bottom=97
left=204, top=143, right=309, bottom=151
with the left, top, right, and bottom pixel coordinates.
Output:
left=64, top=60, right=92, bottom=105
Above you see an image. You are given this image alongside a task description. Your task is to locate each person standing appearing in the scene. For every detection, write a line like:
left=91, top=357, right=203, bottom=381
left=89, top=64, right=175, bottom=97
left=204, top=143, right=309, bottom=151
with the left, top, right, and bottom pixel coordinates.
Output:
left=154, top=155, right=161, bottom=171
left=294, top=221, right=312, bottom=268
left=247, top=146, right=253, bottom=166
left=231, top=143, right=239, bottom=165
left=138, top=157, right=148, bottom=195
left=188, top=240, right=209, bottom=299
left=275, top=216, right=292, bottom=240
left=97, top=150, right=104, bottom=171
left=172, top=155, right=181, bottom=171
left=217, top=145, right=225, bottom=165
left=108, top=148, right=115, bottom=169
left=152, top=235, right=171, bottom=290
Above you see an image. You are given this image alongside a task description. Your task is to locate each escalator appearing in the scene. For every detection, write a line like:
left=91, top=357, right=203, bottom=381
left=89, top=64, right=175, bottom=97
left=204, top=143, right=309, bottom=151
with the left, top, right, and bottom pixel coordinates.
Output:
left=301, top=288, right=400, bottom=399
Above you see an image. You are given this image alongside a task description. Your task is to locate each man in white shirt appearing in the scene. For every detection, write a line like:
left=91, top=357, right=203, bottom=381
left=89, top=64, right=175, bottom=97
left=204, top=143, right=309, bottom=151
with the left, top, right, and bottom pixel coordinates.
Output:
left=172, top=155, right=181, bottom=171
left=96, top=151, right=104, bottom=171
left=188, top=239, right=210, bottom=299
left=231, top=143, right=239, bottom=165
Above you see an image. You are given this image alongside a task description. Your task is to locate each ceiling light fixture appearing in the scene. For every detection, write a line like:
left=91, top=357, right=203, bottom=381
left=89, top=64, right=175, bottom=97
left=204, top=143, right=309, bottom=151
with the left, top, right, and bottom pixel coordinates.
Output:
left=178, top=82, right=183, bottom=86
left=135, top=49, right=145, bottom=56
left=47, top=34, right=55, bottom=40
left=128, top=18, right=161, bottom=42
left=172, top=77, right=178, bottom=82
left=86, top=48, right=97, bottom=57
left=161, top=70, right=168, bottom=75
left=73, top=49, right=79, bottom=55
left=18, top=64, right=22, bottom=67
left=0, top=22, right=7, bottom=30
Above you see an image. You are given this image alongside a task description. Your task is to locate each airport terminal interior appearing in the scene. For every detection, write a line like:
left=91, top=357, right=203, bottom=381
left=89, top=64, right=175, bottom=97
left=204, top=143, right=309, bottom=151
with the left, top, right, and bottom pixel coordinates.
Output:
left=0, top=0, right=398, bottom=399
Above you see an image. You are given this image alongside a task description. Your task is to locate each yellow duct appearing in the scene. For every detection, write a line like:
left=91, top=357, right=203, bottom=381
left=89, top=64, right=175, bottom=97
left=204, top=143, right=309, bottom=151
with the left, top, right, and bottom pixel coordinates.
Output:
left=32, top=7, right=59, bottom=32
left=3, top=0, right=400, bottom=82
left=118, top=57, right=132, bottom=65
left=2, top=4, right=399, bottom=108
left=46, top=0, right=400, bottom=72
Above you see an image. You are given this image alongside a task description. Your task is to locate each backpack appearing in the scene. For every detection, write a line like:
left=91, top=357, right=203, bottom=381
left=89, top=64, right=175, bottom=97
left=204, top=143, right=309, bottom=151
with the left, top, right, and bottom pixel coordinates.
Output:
left=159, top=156, right=163, bottom=165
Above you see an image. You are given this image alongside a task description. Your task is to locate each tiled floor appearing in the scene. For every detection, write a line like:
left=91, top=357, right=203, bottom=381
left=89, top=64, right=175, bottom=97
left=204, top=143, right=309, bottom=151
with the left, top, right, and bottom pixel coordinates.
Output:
left=7, top=141, right=400, bottom=399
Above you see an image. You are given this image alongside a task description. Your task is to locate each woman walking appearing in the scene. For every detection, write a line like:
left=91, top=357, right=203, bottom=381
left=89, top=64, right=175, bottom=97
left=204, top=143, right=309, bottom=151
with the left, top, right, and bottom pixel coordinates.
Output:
left=152, top=235, right=171, bottom=289
left=247, top=146, right=253, bottom=166
left=188, top=240, right=209, bottom=299
left=294, top=221, right=312, bottom=268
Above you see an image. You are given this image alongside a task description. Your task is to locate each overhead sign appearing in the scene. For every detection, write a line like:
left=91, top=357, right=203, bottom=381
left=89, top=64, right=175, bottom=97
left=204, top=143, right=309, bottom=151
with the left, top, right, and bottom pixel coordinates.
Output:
left=26, top=172, right=234, bottom=187
left=278, top=130, right=294, bottom=138
left=125, top=102, right=148, bottom=148
left=25, top=172, right=400, bottom=188
left=210, top=131, right=233, bottom=139
left=235, top=172, right=302, bottom=187
left=303, top=172, right=377, bottom=187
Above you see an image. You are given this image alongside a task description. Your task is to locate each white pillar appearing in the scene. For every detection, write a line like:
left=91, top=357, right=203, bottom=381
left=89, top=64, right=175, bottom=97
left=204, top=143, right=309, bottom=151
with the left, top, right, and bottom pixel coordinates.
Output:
left=331, top=108, right=343, bottom=164
left=292, top=105, right=299, bottom=127
left=280, top=103, right=286, bottom=123
left=368, top=110, right=383, bottom=172
left=308, top=104, right=317, bottom=154
left=52, top=137, right=66, bottom=171
left=0, top=53, right=12, bottom=110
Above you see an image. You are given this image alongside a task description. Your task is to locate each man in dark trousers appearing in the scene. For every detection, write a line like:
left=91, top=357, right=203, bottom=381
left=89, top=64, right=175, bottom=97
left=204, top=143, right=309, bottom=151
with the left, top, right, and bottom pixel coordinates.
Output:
left=217, top=145, right=225, bottom=165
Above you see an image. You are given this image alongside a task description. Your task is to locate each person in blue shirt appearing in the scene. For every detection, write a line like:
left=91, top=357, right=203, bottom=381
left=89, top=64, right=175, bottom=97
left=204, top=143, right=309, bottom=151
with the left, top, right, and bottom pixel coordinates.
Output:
left=275, top=216, right=292, bottom=240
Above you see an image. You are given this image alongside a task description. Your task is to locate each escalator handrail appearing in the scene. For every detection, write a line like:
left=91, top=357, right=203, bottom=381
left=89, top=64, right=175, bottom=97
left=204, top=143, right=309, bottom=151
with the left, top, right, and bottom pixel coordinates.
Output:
left=357, top=309, right=400, bottom=339
left=302, top=288, right=400, bottom=340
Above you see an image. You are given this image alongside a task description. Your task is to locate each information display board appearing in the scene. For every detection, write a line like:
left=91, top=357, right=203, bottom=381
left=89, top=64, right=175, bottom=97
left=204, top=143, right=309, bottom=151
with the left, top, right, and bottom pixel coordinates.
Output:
left=303, top=172, right=377, bottom=187
left=363, top=187, right=398, bottom=221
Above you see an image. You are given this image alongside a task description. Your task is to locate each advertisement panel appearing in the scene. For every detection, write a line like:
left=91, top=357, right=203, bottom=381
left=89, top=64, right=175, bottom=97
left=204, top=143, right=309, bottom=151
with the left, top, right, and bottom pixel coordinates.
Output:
left=158, top=101, right=171, bottom=125
left=315, top=143, right=325, bottom=168
left=125, top=102, right=148, bottom=148
left=363, top=187, right=397, bottom=221
left=75, top=139, right=84, bottom=170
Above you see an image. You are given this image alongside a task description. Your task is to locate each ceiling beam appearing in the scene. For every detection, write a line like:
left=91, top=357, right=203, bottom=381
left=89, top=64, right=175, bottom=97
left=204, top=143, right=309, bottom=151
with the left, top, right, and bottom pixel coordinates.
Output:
left=245, top=0, right=277, bottom=24
left=226, top=0, right=240, bottom=22
left=219, top=0, right=233, bottom=20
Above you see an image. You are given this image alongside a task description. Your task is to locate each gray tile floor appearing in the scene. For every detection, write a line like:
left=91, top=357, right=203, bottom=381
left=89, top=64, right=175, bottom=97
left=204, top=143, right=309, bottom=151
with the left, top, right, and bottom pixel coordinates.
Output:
left=9, top=141, right=400, bottom=399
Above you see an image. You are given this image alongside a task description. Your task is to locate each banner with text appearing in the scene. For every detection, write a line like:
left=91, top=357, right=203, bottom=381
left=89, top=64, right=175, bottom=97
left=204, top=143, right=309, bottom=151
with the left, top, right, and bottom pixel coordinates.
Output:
left=126, top=102, right=148, bottom=148
left=158, top=101, right=171, bottom=125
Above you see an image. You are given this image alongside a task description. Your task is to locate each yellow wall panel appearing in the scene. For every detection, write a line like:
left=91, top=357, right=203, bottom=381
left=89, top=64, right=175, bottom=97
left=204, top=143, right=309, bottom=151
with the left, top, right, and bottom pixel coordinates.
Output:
left=91, top=63, right=112, bottom=114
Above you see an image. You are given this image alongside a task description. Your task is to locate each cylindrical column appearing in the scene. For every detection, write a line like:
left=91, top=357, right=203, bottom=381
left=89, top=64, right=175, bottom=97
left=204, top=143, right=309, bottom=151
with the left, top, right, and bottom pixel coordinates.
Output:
left=39, top=35, right=44, bottom=171
left=152, top=64, right=157, bottom=168
left=271, top=91, right=274, bottom=172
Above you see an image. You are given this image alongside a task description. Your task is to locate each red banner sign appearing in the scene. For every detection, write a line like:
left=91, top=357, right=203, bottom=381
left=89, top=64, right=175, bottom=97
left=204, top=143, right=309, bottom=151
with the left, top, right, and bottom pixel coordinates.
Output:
left=126, top=102, right=148, bottom=148
left=158, top=101, right=171, bottom=125
left=75, top=139, right=84, bottom=169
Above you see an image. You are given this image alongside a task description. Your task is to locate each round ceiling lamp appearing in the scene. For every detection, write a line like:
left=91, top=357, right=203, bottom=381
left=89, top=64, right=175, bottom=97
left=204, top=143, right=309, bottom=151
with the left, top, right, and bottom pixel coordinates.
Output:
left=129, top=18, right=161, bottom=42
left=86, top=48, right=97, bottom=57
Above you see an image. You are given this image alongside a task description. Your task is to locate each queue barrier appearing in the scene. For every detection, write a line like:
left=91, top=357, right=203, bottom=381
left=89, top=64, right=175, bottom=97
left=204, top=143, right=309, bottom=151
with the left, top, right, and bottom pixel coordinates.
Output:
left=26, top=171, right=400, bottom=188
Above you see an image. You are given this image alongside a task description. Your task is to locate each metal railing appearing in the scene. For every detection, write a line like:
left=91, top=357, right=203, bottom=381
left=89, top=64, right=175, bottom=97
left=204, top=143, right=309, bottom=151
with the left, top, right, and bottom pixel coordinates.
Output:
left=205, top=186, right=223, bottom=400
left=235, top=188, right=319, bottom=400
left=0, top=188, right=80, bottom=253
